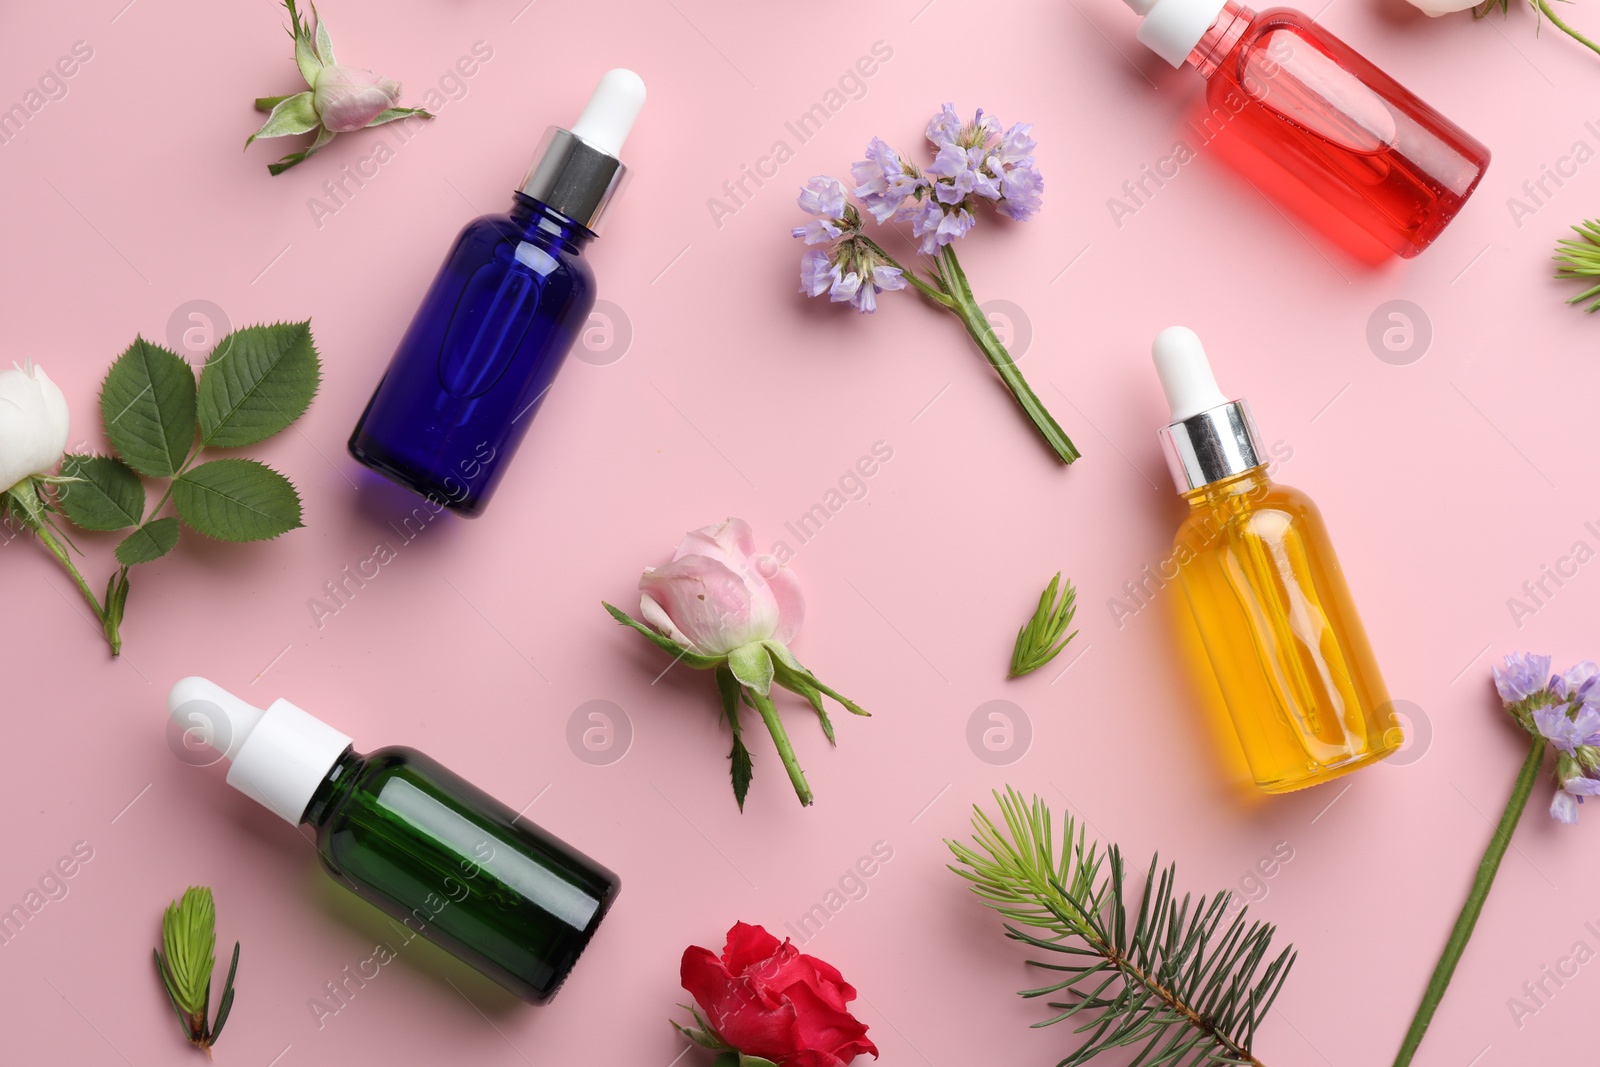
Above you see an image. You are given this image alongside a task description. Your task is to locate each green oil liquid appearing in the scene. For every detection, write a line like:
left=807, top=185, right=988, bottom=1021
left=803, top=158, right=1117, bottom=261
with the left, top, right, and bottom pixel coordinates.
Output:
left=302, top=746, right=619, bottom=1003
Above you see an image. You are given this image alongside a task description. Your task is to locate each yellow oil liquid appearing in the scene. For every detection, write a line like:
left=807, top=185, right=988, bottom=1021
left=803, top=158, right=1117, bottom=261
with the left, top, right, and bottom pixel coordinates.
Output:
left=1173, top=468, right=1401, bottom=792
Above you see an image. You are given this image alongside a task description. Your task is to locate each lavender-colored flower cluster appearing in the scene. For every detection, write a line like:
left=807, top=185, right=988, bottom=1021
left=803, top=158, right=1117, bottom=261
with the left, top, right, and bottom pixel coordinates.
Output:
left=791, top=103, right=1043, bottom=312
left=791, top=177, right=906, bottom=313
left=1494, top=652, right=1600, bottom=822
left=855, top=104, right=1044, bottom=253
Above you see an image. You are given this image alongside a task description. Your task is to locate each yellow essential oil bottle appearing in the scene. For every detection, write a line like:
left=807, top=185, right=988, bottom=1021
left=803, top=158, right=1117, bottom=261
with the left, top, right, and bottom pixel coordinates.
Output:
left=1151, top=326, right=1402, bottom=792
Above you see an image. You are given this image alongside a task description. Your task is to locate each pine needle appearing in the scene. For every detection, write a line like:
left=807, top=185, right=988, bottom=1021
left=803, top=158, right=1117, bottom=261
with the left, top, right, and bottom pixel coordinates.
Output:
left=1555, top=219, right=1600, bottom=312
left=1009, top=573, right=1077, bottom=678
left=947, top=789, right=1296, bottom=1066
left=155, top=886, right=240, bottom=1054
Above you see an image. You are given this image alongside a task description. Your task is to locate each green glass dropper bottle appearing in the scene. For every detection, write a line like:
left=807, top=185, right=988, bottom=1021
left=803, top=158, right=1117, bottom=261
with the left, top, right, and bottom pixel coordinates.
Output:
left=168, top=677, right=619, bottom=1003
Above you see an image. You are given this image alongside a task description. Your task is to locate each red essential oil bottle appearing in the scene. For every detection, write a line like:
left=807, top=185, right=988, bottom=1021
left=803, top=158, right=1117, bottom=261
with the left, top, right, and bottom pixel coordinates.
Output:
left=1120, top=0, right=1490, bottom=258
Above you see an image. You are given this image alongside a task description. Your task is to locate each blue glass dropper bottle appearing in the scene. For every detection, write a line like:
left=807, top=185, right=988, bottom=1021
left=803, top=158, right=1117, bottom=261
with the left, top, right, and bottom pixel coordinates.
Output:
left=348, top=69, right=646, bottom=516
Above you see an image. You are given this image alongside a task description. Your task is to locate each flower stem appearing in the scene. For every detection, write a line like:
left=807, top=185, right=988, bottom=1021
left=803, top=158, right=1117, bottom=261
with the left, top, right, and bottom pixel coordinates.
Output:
left=27, top=505, right=121, bottom=655
left=856, top=236, right=1079, bottom=463
left=1391, top=734, right=1546, bottom=1066
left=15, top=496, right=123, bottom=655
left=36, top=522, right=105, bottom=615
left=748, top=687, right=813, bottom=806
left=1532, top=0, right=1600, bottom=57
left=936, top=245, right=1080, bottom=464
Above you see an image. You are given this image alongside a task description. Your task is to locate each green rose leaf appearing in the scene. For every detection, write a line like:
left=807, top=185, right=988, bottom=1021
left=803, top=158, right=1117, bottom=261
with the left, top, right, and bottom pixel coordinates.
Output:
left=365, top=106, right=433, bottom=129
left=266, top=125, right=336, bottom=176
left=292, top=12, right=322, bottom=85
left=197, top=321, right=321, bottom=449
left=728, top=643, right=774, bottom=697
left=770, top=651, right=835, bottom=745
left=3, top=479, right=45, bottom=528
left=766, top=640, right=869, bottom=717
left=716, top=665, right=755, bottom=810
left=116, top=517, right=181, bottom=565
left=100, top=337, right=197, bottom=478
left=173, top=459, right=303, bottom=542
left=245, top=91, right=318, bottom=147
left=671, top=1019, right=726, bottom=1053
left=313, top=14, right=336, bottom=66
left=56, top=454, right=145, bottom=531
left=601, top=602, right=723, bottom=669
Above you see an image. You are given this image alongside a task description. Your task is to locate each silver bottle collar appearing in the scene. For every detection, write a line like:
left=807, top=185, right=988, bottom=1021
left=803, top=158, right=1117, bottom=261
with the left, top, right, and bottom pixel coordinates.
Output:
left=519, top=126, right=628, bottom=234
left=1158, top=399, right=1266, bottom=493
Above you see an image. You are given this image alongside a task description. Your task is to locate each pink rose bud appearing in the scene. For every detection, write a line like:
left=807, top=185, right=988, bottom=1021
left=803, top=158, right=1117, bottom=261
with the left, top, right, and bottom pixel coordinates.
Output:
left=312, top=65, right=402, bottom=133
left=606, top=517, right=866, bottom=808
left=638, top=518, right=803, bottom=658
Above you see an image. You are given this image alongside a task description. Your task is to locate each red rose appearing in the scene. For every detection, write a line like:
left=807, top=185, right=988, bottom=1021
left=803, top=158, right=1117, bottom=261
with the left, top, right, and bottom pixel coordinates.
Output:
left=678, top=922, right=879, bottom=1067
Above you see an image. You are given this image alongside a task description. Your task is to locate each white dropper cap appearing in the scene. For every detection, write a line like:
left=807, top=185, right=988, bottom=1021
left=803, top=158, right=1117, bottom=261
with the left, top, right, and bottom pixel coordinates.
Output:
left=570, top=68, right=647, bottom=157
left=168, top=677, right=352, bottom=826
left=1153, top=325, right=1229, bottom=421
left=520, top=69, right=646, bottom=233
left=1120, top=0, right=1229, bottom=67
left=1150, top=325, right=1266, bottom=493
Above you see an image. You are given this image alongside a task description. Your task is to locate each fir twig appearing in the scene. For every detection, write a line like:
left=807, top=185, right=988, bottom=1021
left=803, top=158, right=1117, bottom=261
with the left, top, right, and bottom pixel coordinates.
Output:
left=155, top=887, right=240, bottom=1055
left=1009, top=573, right=1077, bottom=678
left=947, top=789, right=1295, bottom=1066
left=1555, top=219, right=1600, bottom=311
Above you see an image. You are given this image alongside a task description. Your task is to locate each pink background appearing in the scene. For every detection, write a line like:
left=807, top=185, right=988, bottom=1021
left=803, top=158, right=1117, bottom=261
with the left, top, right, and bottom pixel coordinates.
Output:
left=3, top=0, right=1598, bottom=1063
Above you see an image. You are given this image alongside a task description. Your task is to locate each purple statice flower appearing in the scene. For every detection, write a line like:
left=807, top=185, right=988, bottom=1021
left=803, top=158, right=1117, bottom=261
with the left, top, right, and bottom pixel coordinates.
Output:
left=792, top=176, right=846, bottom=246
left=994, top=121, right=1036, bottom=167
left=792, top=106, right=1047, bottom=301
left=848, top=265, right=905, bottom=313
left=905, top=197, right=974, bottom=255
left=925, top=103, right=965, bottom=148
left=799, top=248, right=837, bottom=297
left=996, top=163, right=1044, bottom=221
left=925, top=143, right=1001, bottom=204
left=923, top=104, right=998, bottom=150
left=903, top=104, right=1045, bottom=251
left=792, top=217, right=841, bottom=245
left=1513, top=657, right=1600, bottom=823
left=820, top=260, right=907, bottom=313
left=797, top=175, right=846, bottom=219
left=827, top=269, right=862, bottom=306
left=1533, top=702, right=1600, bottom=755
left=850, top=138, right=926, bottom=223
left=820, top=262, right=906, bottom=314
left=1550, top=775, right=1600, bottom=824
left=991, top=123, right=1044, bottom=221
left=791, top=176, right=906, bottom=314
left=1493, top=652, right=1553, bottom=705
left=1553, top=661, right=1600, bottom=707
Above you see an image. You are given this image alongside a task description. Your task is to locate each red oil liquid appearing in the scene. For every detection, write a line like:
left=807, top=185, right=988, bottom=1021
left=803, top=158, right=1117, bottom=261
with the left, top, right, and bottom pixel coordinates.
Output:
left=1189, top=3, right=1489, bottom=258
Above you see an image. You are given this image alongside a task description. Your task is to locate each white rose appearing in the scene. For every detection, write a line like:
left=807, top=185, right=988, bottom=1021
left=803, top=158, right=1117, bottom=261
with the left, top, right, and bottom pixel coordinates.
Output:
left=1405, top=0, right=1478, bottom=16
left=0, top=363, right=70, bottom=494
